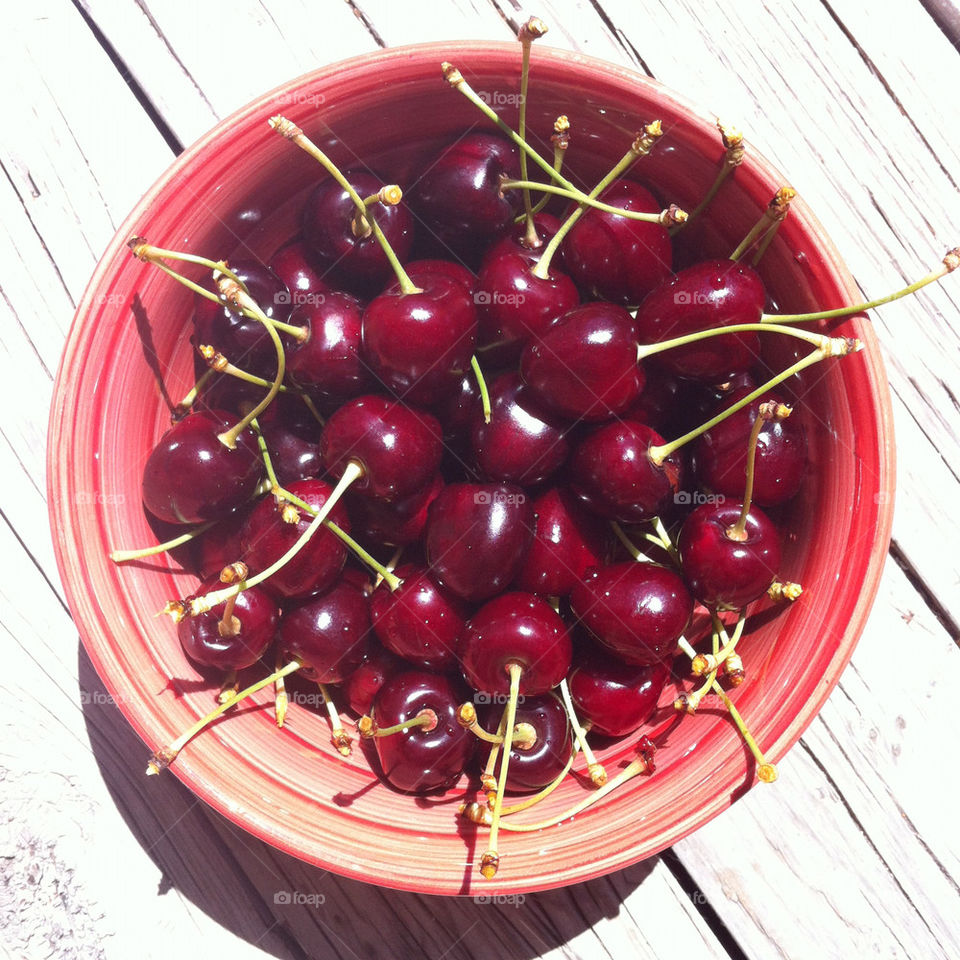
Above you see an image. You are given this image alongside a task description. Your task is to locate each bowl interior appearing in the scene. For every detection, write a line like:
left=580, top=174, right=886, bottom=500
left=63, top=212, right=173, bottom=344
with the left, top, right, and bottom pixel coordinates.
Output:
left=49, top=42, right=893, bottom=895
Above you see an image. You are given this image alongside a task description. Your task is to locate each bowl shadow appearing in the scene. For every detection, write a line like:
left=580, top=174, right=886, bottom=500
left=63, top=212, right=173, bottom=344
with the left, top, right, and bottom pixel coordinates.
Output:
left=79, top=643, right=656, bottom=959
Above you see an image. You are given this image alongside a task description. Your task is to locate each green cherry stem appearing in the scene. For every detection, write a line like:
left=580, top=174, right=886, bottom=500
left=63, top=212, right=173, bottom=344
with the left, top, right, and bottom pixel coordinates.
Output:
left=672, top=119, right=745, bottom=234
left=110, top=520, right=216, bottom=563
left=558, top=677, right=606, bottom=786
left=729, top=187, right=796, bottom=262
left=517, top=16, right=549, bottom=247
left=470, top=355, right=492, bottom=423
left=525, top=115, right=570, bottom=219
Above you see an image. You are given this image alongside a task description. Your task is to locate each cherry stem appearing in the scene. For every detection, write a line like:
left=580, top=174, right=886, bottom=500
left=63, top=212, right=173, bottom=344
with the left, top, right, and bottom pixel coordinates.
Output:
left=173, top=369, right=215, bottom=419
left=768, top=580, right=803, bottom=602
left=360, top=708, right=438, bottom=738
left=729, top=187, right=796, bottom=262
left=217, top=669, right=238, bottom=704
left=648, top=337, right=860, bottom=465
left=713, top=685, right=778, bottom=782
left=127, top=239, right=246, bottom=289
left=503, top=179, right=670, bottom=223
left=317, top=683, right=352, bottom=755
left=351, top=185, right=403, bottom=237
left=470, top=355, right=492, bottom=423
left=764, top=248, right=960, bottom=323
left=558, top=678, right=606, bottom=786
left=522, top=116, right=570, bottom=221
left=610, top=521, right=654, bottom=563
left=146, top=660, right=302, bottom=774
left=517, top=17, right=548, bottom=246
left=199, top=345, right=292, bottom=395
left=457, top=702, right=536, bottom=749
left=180, top=461, right=364, bottom=616
left=481, top=711, right=508, bottom=795
left=274, top=655, right=288, bottom=728
left=480, top=663, right=523, bottom=879
left=672, top=119, right=745, bottom=234
left=269, top=116, right=422, bottom=296
left=110, top=520, right=216, bottom=563
left=693, top=613, right=747, bottom=676
left=500, top=736, right=578, bottom=816
left=636, top=321, right=828, bottom=364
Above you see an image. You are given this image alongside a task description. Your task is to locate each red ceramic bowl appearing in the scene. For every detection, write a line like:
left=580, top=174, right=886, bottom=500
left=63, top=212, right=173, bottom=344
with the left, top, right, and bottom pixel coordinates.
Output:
left=48, top=42, right=894, bottom=895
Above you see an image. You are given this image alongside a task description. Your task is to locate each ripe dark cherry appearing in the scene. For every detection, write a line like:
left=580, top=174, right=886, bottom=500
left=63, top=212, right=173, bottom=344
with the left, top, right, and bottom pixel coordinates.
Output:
left=678, top=500, right=782, bottom=608
left=285, top=291, right=372, bottom=404
left=479, top=692, right=573, bottom=791
left=190, top=508, right=251, bottom=580
left=513, top=487, right=608, bottom=598
left=692, top=390, right=807, bottom=506
left=520, top=302, right=645, bottom=421
left=178, top=576, right=278, bottom=671
left=567, top=642, right=670, bottom=737
left=370, top=670, right=476, bottom=793
left=192, top=259, right=293, bottom=377
left=459, top=592, right=572, bottom=697
left=241, top=479, right=350, bottom=600
left=571, top=562, right=693, bottom=665
left=425, top=482, right=534, bottom=603
left=474, top=231, right=580, bottom=364
left=470, top=372, right=570, bottom=486
left=410, top=132, right=521, bottom=266
left=301, top=170, right=414, bottom=294
left=569, top=420, right=682, bottom=522
left=561, top=179, right=672, bottom=305
left=268, top=241, right=334, bottom=304
left=344, top=645, right=406, bottom=717
left=401, top=259, right=477, bottom=296
left=256, top=395, right=323, bottom=486
left=278, top=575, right=372, bottom=683
left=320, top=395, right=443, bottom=501
left=349, top=471, right=444, bottom=547
left=142, top=409, right=263, bottom=525
left=369, top=564, right=467, bottom=672
left=634, top=259, right=766, bottom=381
left=362, top=273, right=477, bottom=406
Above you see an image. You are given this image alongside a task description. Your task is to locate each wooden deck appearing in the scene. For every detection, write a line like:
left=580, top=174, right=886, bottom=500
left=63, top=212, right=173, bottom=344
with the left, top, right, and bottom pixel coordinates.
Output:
left=3, top=1, right=959, bottom=957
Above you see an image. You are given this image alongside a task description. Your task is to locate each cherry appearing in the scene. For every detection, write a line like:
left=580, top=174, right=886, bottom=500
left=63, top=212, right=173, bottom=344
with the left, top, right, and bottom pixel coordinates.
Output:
left=569, top=420, right=682, bottom=522
left=344, top=644, right=406, bottom=717
left=520, top=302, right=645, bottom=421
left=410, top=132, right=522, bottom=265
left=560, top=179, right=672, bottom=305
left=369, top=563, right=467, bottom=672
left=469, top=372, right=569, bottom=486
left=567, top=641, right=670, bottom=737
left=268, top=241, right=334, bottom=305
left=142, top=409, right=263, bottom=525
left=459, top=592, right=572, bottom=698
left=285, top=291, right=373, bottom=404
left=302, top=170, right=414, bottom=294
left=512, top=487, right=607, bottom=598
left=191, top=510, right=251, bottom=580
left=401, top=258, right=476, bottom=296
left=319, top=395, right=443, bottom=501
left=241, top=479, right=350, bottom=600
left=367, top=670, right=476, bottom=793
left=425, top=482, right=534, bottom=603
left=634, top=259, right=765, bottom=381
left=348, top=471, right=444, bottom=547
left=178, top=572, right=278, bottom=671
left=278, top=574, right=372, bottom=683
left=571, top=562, right=693, bottom=665
left=256, top=396, right=323, bottom=486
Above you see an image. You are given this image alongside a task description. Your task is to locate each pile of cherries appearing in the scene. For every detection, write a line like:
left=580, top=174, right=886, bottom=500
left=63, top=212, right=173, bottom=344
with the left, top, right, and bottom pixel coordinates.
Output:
left=116, top=21, right=951, bottom=880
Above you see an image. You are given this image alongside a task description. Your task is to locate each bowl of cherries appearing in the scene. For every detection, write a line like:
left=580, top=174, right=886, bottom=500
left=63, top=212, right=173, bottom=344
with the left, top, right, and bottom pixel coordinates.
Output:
left=53, top=25, right=941, bottom=895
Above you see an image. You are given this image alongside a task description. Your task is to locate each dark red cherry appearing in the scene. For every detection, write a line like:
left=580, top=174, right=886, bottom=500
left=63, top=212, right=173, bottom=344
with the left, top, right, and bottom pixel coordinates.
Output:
left=567, top=641, right=670, bottom=737
left=508, top=212, right=562, bottom=249
left=285, top=291, right=372, bottom=404
left=178, top=576, right=278, bottom=671
left=692, top=390, right=807, bottom=505
left=474, top=233, right=580, bottom=364
left=142, top=409, right=263, bottom=525
left=344, top=644, right=406, bottom=717
left=302, top=170, right=414, bottom=294
left=410, top=132, right=522, bottom=266
left=459, top=592, right=572, bottom=696
left=634, top=259, right=765, bottom=381
left=191, top=509, right=251, bottom=580
left=435, top=373, right=481, bottom=449
left=362, top=274, right=476, bottom=406
left=241, top=479, right=349, bottom=600
left=256, top=396, right=323, bottom=487
left=401, top=259, right=476, bottom=296
left=369, top=564, right=467, bottom=672
left=425, top=482, right=534, bottom=603
left=561, top=179, right=672, bottom=305
left=268, top=241, right=334, bottom=305
left=571, top=562, right=693, bottom=665
left=470, top=373, right=569, bottom=486
left=478, top=692, right=572, bottom=791
left=348, top=471, right=444, bottom=547
left=278, top=575, right=372, bottom=683
left=520, top=302, right=645, bottom=421
left=513, top=487, right=608, bottom=598
left=678, top=500, right=781, bottom=608
left=320, top=395, right=443, bottom=500
left=192, top=259, right=293, bottom=376
left=569, top=420, right=682, bottom=522
left=370, top=670, right=476, bottom=793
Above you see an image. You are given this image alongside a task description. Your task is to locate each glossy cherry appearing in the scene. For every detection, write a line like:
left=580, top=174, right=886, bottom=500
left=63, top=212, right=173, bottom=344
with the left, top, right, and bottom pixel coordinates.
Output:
left=256, top=395, right=323, bottom=487
left=425, top=482, right=534, bottom=603
left=369, top=670, right=476, bottom=793
left=141, top=409, right=263, bottom=525
left=561, top=179, right=672, bottom=305
left=349, top=471, right=444, bottom=547
left=344, top=644, right=407, bottom=717
left=569, top=420, right=682, bottom=522
left=571, top=562, right=693, bottom=665
left=268, top=241, right=334, bottom=305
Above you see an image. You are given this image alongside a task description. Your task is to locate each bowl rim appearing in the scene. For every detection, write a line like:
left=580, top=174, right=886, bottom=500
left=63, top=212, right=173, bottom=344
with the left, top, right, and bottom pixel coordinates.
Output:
left=48, top=39, right=895, bottom=895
